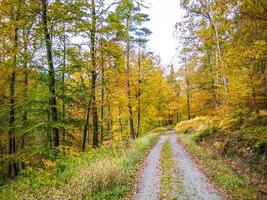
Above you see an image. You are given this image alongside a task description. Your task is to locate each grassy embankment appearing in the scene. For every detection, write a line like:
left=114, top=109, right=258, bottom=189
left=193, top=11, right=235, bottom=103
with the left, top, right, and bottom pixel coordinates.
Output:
left=0, top=127, right=168, bottom=200
left=175, top=114, right=267, bottom=199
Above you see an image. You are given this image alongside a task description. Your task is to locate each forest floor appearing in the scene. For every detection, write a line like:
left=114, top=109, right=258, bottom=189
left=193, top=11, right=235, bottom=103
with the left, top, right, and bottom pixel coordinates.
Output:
left=132, top=131, right=222, bottom=200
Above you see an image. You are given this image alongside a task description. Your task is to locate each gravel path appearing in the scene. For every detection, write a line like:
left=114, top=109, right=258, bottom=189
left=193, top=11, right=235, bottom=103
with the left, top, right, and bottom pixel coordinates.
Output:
left=132, top=134, right=169, bottom=200
left=132, top=131, right=223, bottom=200
left=169, top=131, right=222, bottom=200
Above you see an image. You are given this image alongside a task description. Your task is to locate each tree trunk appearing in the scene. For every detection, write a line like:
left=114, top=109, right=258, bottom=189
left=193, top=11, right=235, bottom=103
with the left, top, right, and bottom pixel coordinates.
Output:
left=90, top=0, right=98, bottom=148
left=126, top=18, right=135, bottom=140
left=211, top=21, right=228, bottom=94
left=185, top=62, right=191, bottom=120
left=82, top=101, right=91, bottom=151
left=118, top=105, right=123, bottom=136
left=107, top=93, right=112, bottom=139
left=21, top=29, right=29, bottom=150
left=8, top=70, right=17, bottom=177
left=41, top=0, right=59, bottom=148
left=81, top=75, right=91, bottom=151
left=8, top=4, right=20, bottom=177
left=62, top=28, right=66, bottom=154
left=136, top=48, right=141, bottom=138
left=9, top=71, right=16, bottom=156
left=21, top=60, right=28, bottom=150
left=206, top=47, right=219, bottom=109
left=100, top=54, right=104, bottom=142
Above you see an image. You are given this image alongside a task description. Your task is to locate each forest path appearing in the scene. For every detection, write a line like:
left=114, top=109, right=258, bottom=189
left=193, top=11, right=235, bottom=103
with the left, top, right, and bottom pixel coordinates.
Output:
left=131, top=131, right=222, bottom=200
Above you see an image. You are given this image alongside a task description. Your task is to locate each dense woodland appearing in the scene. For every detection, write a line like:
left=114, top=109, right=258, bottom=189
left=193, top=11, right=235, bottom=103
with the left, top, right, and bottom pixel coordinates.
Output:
left=175, top=0, right=267, bottom=194
left=176, top=0, right=266, bottom=120
left=0, top=0, right=266, bottom=198
left=0, top=0, right=180, bottom=183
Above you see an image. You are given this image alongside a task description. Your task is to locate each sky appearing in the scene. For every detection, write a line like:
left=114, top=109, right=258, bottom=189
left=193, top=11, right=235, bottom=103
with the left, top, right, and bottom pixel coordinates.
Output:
left=144, top=0, right=184, bottom=67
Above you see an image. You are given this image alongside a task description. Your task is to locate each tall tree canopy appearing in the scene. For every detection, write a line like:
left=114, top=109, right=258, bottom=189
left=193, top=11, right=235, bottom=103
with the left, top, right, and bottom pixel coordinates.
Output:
left=0, top=0, right=178, bottom=182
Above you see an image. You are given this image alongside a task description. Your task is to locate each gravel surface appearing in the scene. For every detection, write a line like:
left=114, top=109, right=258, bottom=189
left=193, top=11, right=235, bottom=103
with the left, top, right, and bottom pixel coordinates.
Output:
left=132, top=134, right=169, bottom=200
left=169, top=131, right=222, bottom=200
left=132, top=131, right=222, bottom=200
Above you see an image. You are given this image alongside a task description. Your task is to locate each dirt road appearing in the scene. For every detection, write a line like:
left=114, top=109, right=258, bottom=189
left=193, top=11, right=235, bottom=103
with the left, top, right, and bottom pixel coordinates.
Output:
left=132, top=131, right=222, bottom=200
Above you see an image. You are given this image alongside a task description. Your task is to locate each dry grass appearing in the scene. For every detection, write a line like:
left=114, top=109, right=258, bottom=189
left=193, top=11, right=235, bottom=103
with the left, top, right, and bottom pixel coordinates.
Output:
left=0, top=134, right=160, bottom=200
left=175, top=117, right=212, bottom=134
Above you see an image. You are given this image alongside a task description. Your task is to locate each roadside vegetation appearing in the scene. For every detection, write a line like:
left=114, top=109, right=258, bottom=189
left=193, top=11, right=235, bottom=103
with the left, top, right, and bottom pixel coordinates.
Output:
left=0, top=132, right=162, bottom=200
left=176, top=113, right=267, bottom=199
left=174, top=0, right=267, bottom=197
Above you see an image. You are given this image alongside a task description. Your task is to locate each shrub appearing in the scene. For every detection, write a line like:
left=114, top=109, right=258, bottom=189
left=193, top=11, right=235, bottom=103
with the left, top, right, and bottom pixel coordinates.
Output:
left=195, top=125, right=220, bottom=143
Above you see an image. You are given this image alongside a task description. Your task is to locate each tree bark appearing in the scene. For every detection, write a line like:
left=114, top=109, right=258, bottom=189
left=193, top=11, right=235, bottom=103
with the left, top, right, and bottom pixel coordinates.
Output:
left=8, top=70, right=17, bottom=177
left=21, top=57, right=28, bottom=150
left=41, top=0, right=59, bottom=148
left=81, top=75, right=91, bottom=151
left=82, top=101, right=91, bottom=151
left=62, top=27, right=66, bottom=154
left=90, top=0, right=98, bottom=148
left=100, top=54, right=104, bottom=142
left=126, top=18, right=135, bottom=140
left=21, top=28, right=30, bottom=150
left=8, top=3, right=20, bottom=177
left=184, top=61, right=191, bottom=120
left=118, top=105, right=123, bottom=136
left=107, top=93, right=112, bottom=139
left=136, top=48, right=141, bottom=138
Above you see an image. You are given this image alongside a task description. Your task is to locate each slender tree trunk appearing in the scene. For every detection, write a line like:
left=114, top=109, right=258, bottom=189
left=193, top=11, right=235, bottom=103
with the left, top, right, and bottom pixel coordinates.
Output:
left=21, top=29, right=29, bottom=150
left=118, top=105, right=123, bottom=136
left=9, top=71, right=16, bottom=156
left=82, top=101, right=91, bottom=151
left=8, top=70, right=17, bottom=177
left=47, top=110, right=52, bottom=149
left=206, top=48, right=219, bottom=108
left=41, top=0, right=59, bottom=148
left=21, top=60, right=28, bottom=150
left=185, top=63, right=191, bottom=120
left=90, top=0, right=98, bottom=148
left=8, top=4, right=20, bottom=177
left=211, top=21, right=228, bottom=94
left=126, top=18, right=135, bottom=140
left=106, top=93, right=112, bottom=139
left=62, top=29, right=66, bottom=154
left=100, top=54, right=104, bottom=142
left=81, top=75, right=91, bottom=151
left=136, top=47, right=141, bottom=138
left=186, top=86, right=191, bottom=120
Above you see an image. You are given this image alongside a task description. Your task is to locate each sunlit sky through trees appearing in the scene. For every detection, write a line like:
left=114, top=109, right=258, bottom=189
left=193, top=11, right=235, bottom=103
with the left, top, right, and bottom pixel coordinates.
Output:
left=144, top=0, right=183, bottom=67
left=88, top=0, right=183, bottom=69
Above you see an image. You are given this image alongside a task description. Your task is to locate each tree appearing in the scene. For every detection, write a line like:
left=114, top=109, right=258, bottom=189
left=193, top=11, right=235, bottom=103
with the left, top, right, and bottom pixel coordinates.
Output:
left=113, top=0, right=150, bottom=139
left=41, top=0, right=59, bottom=148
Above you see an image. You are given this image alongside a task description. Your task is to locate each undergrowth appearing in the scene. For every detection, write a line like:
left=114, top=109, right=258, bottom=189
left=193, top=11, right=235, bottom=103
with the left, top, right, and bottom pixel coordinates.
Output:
left=0, top=132, right=161, bottom=200
left=175, top=116, right=212, bottom=134
left=175, top=111, right=267, bottom=199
